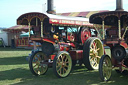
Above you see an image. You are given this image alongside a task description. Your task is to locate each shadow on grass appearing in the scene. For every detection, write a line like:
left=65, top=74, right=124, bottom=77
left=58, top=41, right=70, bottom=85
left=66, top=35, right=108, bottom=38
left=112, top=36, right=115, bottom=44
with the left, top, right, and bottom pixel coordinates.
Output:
left=0, top=47, right=128, bottom=85
left=0, top=47, right=31, bottom=51
left=0, top=68, right=31, bottom=81
left=0, top=56, right=28, bottom=65
left=1, top=66, right=126, bottom=85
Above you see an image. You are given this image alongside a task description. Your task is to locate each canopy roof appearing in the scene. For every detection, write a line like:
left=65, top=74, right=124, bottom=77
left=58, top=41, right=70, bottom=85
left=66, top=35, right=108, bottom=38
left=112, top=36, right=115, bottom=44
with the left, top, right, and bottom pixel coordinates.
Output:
left=57, top=10, right=109, bottom=18
left=89, top=11, right=128, bottom=26
left=3, top=25, right=30, bottom=33
left=17, top=12, right=93, bottom=26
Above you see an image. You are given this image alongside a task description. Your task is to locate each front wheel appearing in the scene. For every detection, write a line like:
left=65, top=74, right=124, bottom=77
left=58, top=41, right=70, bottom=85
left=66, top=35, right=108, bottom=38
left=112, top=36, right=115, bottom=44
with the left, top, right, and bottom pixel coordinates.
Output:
left=53, top=51, right=72, bottom=78
left=83, top=37, right=104, bottom=70
left=99, top=55, right=112, bottom=81
left=29, top=51, right=48, bottom=76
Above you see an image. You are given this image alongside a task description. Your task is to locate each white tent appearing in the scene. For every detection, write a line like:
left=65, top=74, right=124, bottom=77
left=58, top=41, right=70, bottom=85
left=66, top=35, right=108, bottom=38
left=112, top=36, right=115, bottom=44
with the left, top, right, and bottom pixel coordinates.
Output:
left=0, top=29, right=8, bottom=46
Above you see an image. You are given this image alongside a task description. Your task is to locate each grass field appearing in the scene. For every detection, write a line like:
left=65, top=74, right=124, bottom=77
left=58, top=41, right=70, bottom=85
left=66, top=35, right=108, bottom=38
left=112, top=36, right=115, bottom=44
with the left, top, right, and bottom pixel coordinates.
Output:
left=0, top=47, right=128, bottom=85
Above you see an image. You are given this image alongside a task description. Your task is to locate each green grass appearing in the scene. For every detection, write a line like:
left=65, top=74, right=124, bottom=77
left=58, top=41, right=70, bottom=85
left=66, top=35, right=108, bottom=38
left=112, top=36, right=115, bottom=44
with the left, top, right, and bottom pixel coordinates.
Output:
left=0, top=47, right=128, bottom=85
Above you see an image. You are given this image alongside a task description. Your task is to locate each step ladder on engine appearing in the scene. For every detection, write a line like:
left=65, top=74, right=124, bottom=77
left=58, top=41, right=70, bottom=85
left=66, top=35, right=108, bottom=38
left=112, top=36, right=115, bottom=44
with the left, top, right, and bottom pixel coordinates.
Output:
left=0, top=38, right=5, bottom=48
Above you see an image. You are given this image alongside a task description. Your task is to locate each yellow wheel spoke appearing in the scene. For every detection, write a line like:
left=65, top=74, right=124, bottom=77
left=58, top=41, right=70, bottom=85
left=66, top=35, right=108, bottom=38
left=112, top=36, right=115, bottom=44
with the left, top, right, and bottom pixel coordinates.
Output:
left=37, top=65, right=39, bottom=69
left=65, top=57, right=68, bottom=62
left=90, top=57, right=94, bottom=62
left=35, top=65, right=39, bottom=73
left=64, top=64, right=68, bottom=68
left=60, top=55, right=64, bottom=62
left=63, top=67, right=64, bottom=74
left=30, top=52, right=48, bottom=75
left=90, top=53, right=93, bottom=56
left=96, top=48, right=100, bottom=51
left=57, top=66, right=62, bottom=74
left=96, top=56, right=100, bottom=58
left=37, top=56, right=41, bottom=61
left=38, top=71, right=41, bottom=75
left=65, top=61, right=69, bottom=64
left=57, top=63, right=62, bottom=68
left=34, top=56, right=36, bottom=60
left=33, top=64, right=38, bottom=68
left=32, top=61, right=37, bottom=63
left=91, top=57, right=97, bottom=67
left=63, top=67, right=67, bottom=72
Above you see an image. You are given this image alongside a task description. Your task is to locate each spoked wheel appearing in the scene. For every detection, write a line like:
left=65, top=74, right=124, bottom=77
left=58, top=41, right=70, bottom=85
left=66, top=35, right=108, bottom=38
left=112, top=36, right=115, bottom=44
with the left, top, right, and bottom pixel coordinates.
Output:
left=99, top=55, right=112, bottom=81
left=53, top=51, right=72, bottom=78
left=83, top=37, right=104, bottom=70
left=81, top=28, right=91, bottom=44
left=111, top=45, right=126, bottom=61
left=29, top=51, right=48, bottom=76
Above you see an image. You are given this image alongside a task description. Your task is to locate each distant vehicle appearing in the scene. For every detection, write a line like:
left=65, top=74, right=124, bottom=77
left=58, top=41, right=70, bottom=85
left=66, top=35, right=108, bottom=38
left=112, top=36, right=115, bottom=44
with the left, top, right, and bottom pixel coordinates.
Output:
left=89, top=1, right=128, bottom=81
left=17, top=12, right=103, bottom=78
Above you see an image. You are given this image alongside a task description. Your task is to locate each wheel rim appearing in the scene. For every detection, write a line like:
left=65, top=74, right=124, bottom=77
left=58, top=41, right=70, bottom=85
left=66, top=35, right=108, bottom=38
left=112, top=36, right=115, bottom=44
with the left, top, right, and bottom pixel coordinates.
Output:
left=32, top=52, right=48, bottom=75
left=81, top=29, right=91, bottom=44
left=56, top=53, right=72, bottom=77
left=102, top=57, right=112, bottom=81
left=89, top=39, right=104, bottom=69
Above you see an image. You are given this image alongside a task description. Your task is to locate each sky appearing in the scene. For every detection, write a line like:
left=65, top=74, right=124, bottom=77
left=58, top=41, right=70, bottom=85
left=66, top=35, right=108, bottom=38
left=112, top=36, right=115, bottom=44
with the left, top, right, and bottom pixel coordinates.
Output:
left=0, top=0, right=128, bottom=28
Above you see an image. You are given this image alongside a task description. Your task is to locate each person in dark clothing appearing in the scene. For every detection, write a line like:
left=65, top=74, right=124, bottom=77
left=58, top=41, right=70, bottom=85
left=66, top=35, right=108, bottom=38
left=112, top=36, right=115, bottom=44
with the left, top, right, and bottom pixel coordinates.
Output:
left=124, top=30, right=128, bottom=44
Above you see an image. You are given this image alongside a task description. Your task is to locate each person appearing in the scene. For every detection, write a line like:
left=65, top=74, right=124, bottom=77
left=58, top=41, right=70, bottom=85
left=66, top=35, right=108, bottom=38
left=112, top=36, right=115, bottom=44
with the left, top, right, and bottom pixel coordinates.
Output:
left=33, top=41, right=37, bottom=50
left=62, top=30, right=66, bottom=38
left=124, top=30, right=128, bottom=44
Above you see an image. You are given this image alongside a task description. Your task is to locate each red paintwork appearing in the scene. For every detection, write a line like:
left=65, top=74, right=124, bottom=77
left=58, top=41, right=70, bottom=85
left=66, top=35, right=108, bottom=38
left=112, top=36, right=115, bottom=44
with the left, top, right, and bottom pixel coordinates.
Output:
left=43, top=38, right=56, bottom=44
left=81, top=29, right=91, bottom=44
left=59, top=46, right=70, bottom=51
left=49, top=18, right=92, bottom=26
left=69, top=50, right=83, bottom=60
left=51, top=55, right=56, bottom=60
left=59, top=42, right=75, bottom=51
left=120, top=41, right=128, bottom=49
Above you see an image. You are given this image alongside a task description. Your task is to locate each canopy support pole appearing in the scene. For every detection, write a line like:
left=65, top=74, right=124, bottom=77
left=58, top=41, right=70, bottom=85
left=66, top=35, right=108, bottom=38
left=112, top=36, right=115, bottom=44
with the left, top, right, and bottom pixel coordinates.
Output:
left=94, top=24, right=102, bottom=39
left=102, top=21, right=105, bottom=39
left=28, top=22, right=31, bottom=37
left=36, top=18, right=38, bottom=26
left=41, top=21, right=43, bottom=37
left=118, top=19, right=121, bottom=39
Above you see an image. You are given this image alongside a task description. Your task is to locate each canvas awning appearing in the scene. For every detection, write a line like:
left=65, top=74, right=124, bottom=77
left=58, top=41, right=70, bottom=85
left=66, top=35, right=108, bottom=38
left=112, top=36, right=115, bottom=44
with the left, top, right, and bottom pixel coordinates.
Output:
left=20, top=31, right=33, bottom=38
left=57, top=10, right=109, bottom=18
left=17, top=12, right=93, bottom=27
left=3, top=25, right=30, bottom=33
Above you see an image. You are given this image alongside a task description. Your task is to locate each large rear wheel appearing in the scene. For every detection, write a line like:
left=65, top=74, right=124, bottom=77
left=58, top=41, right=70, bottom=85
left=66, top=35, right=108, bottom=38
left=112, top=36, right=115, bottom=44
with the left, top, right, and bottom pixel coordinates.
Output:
left=83, top=37, right=104, bottom=70
left=99, top=55, right=112, bottom=81
left=29, top=51, right=48, bottom=76
left=53, top=51, right=72, bottom=78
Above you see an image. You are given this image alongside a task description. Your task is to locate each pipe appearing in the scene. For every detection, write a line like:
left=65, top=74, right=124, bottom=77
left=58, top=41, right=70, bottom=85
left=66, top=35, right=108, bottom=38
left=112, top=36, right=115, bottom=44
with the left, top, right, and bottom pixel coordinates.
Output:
left=116, top=0, right=124, bottom=11
left=47, top=0, right=56, bottom=14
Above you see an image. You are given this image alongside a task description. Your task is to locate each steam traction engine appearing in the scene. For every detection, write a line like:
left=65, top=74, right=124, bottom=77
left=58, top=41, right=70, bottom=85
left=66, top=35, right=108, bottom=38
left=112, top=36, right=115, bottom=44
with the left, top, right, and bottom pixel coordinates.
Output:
left=17, top=12, right=104, bottom=78
left=89, top=0, right=128, bottom=81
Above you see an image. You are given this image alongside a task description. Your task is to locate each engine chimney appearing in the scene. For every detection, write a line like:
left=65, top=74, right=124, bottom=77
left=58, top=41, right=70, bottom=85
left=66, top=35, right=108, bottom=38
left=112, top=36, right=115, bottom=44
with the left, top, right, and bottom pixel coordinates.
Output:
left=116, top=0, right=124, bottom=11
left=47, top=0, right=56, bottom=14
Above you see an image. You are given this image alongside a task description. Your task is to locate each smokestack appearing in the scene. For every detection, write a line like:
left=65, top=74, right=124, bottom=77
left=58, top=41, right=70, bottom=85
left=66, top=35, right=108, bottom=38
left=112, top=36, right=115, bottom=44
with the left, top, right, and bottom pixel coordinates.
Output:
left=116, top=0, right=124, bottom=11
left=47, top=0, right=56, bottom=14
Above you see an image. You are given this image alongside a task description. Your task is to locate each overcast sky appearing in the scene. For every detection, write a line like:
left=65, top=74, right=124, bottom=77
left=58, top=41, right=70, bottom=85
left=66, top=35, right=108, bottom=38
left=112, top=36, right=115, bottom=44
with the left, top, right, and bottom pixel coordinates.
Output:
left=0, top=0, right=128, bottom=28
